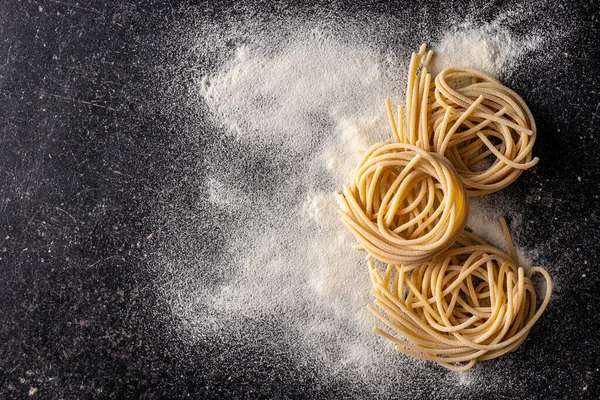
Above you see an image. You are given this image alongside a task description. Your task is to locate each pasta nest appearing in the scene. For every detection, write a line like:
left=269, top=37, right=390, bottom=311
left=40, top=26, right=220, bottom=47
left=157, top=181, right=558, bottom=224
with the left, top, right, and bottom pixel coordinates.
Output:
left=429, top=67, right=539, bottom=196
left=368, top=231, right=552, bottom=371
left=336, top=142, right=469, bottom=266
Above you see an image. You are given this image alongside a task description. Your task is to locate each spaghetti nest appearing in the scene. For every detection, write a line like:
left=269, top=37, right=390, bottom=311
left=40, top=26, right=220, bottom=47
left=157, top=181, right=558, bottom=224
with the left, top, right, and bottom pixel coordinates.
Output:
left=336, top=44, right=551, bottom=371
left=367, top=229, right=552, bottom=371
left=429, top=67, right=538, bottom=196
left=336, top=142, right=469, bottom=266
left=385, top=44, right=538, bottom=196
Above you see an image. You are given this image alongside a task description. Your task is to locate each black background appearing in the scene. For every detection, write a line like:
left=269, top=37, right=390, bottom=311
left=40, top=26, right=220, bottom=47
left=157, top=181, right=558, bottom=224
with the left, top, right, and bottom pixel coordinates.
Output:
left=1, top=0, right=599, bottom=399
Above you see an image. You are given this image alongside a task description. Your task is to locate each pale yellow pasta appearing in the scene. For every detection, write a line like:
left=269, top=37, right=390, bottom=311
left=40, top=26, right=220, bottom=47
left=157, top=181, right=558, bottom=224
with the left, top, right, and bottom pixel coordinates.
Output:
left=336, top=142, right=469, bottom=266
left=367, top=223, right=552, bottom=371
left=388, top=45, right=538, bottom=196
left=336, top=45, right=550, bottom=371
left=429, top=67, right=538, bottom=196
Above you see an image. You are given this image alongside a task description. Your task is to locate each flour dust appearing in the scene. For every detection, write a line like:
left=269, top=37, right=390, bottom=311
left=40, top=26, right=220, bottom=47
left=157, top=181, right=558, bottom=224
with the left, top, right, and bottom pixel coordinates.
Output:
left=150, top=3, right=576, bottom=396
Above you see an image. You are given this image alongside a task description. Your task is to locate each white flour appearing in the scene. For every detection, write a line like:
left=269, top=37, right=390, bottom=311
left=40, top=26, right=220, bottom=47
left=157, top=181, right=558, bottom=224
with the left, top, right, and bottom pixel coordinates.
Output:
left=153, top=4, right=574, bottom=396
left=429, top=22, right=544, bottom=78
left=193, top=29, right=401, bottom=373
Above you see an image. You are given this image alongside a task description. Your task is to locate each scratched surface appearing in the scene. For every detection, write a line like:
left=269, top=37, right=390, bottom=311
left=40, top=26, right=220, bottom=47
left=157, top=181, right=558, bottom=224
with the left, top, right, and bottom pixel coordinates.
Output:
left=1, top=0, right=599, bottom=399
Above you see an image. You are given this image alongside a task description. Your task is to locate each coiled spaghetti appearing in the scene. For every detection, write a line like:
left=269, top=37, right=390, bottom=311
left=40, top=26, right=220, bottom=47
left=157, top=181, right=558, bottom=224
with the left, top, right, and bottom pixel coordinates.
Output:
left=335, top=44, right=550, bottom=371
left=386, top=44, right=539, bottom=196
left=336, top=142, right=469, bottom=266
left=367, top=225, right=552, bottom=371
left=429, top=67, right=538, bottom=196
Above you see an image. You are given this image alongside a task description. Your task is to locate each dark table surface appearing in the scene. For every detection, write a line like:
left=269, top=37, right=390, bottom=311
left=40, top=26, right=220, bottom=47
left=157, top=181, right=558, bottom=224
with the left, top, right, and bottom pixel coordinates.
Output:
left=1, top=0, right=599, bottom=399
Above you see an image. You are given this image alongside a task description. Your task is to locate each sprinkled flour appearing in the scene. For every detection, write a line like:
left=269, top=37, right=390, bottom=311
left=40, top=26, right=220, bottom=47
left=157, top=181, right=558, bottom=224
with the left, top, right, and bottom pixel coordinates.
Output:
left=150, top=3, right=575, bottom=397
left=429, top=21, right=544, bottom=78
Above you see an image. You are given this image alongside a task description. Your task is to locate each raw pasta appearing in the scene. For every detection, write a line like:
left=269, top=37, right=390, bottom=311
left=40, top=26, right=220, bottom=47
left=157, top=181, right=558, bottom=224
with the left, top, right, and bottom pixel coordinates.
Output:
left=367, top=224, right=552, bottom=371
left=389, top=44, right=538, bottom=196
left=336, top=142, right=468, bottom=266
left=335, top=44, right=551, bottom=371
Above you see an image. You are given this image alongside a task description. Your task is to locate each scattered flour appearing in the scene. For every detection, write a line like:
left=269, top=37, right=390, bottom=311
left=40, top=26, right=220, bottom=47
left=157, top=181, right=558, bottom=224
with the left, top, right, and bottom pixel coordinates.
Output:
left=195, top=30, right=401, bottom=373
left=152, top=4, right=574, bottom=396
left=468, top=194, right=537, bottom=269
left=429, top=22, right=544, bottom=77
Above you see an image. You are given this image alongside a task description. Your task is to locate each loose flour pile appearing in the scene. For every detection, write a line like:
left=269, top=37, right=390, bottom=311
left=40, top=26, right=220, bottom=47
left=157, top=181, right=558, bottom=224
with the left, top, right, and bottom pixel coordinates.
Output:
left=150, top=3, right=576, bottom=396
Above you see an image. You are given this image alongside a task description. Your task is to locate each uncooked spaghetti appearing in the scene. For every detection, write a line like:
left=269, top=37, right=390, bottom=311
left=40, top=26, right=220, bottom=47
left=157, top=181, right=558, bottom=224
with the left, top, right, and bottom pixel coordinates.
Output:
left=336, top=142, right=468, bottom=266
left=387, top=44, right=538, bottom=196
left=336, top=44, right=550, bottom=371
left=367, top=223, right=552, bottom=371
